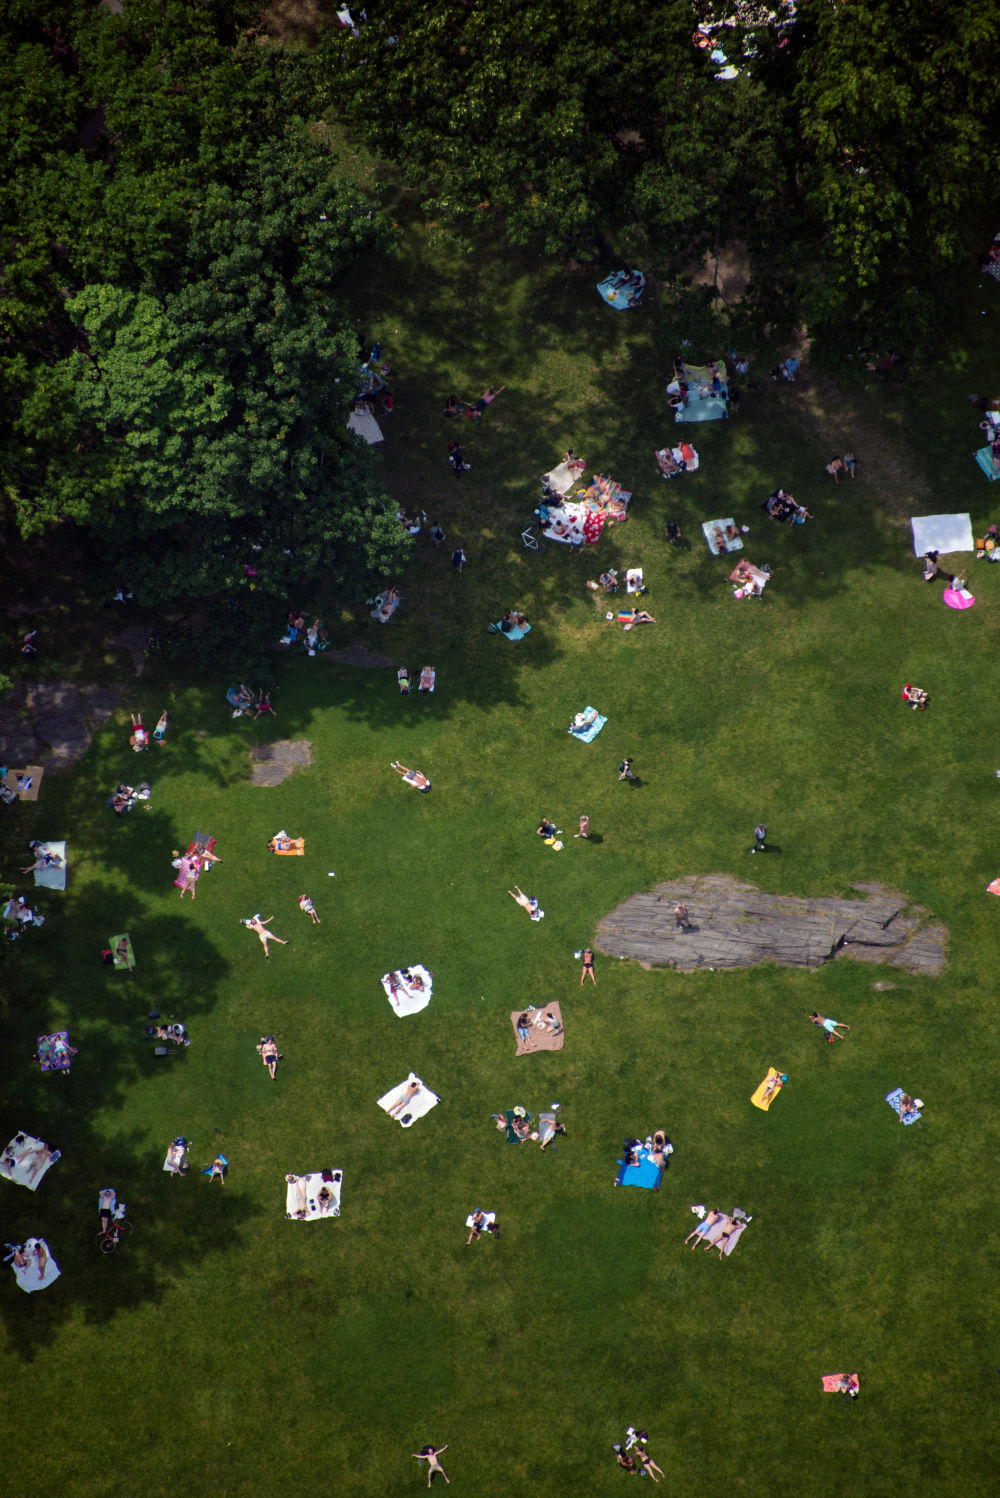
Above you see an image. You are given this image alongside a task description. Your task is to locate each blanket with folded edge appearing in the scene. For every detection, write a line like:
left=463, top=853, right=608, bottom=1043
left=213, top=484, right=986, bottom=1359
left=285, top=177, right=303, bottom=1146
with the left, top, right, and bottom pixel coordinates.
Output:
left=382, top=964, right=433, bottom=1017
left=285, top=1170, right=342, bottom=1220
left=36, top=1032, right=72, bottom=1073
left=701, top=1215, right=748, bottom=1255
left=4, top=765, right=43, bottom=803
left=568, top=707, right=607, bottom=743
left=377, top=1073, right=440, bottom=1127
left=268, top=833, right=305, bottom=855
left=13, top=1238, right=61, bottom=1292
left=537, top=1112, right=559, bottom=1147
left=751, top=1067, right=785, bottom=1112
left=34, top=841, right=66, bottom=890
left=822, top=1373, right=859, bottom=1394
left=615, top=1149, right=662, bottom=1190
left=702, top=519, right=743, bottom=555
left=975, top=447, right=1000, bottom=481
left=109, top=933, right=135, bottom=970
left=885, top=1087, right=922, bottom=1125
left=0, top=1132, right=59, bottom=1190
left=510, top=1002, right=564, bottom=1055
left=465, top=1210, right=496, bottom=1228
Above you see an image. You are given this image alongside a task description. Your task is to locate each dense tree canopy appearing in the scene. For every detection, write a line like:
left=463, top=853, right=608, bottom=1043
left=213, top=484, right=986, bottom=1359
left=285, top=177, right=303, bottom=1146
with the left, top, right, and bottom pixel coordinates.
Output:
left=324, top=0, right=1000, bottom=361
left=0, top=0, right=409, bottom=605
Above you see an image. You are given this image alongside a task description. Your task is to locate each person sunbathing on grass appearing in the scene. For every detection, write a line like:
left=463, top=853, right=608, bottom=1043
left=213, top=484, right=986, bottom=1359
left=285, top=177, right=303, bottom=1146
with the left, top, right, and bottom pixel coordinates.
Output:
left=388, top=1078, right=422, bottom=1117
left=257, top=1037, right=280, bottom=1079
left=710, top=1216, right=740, bottom=1257
left=507, top=886, right=543, bottom=920
left=411, top=1445, right=450, bottom=1486
left=615, top=609, right=656, bottom=630
left=390, top=761, right=431, bottom=791
left=244, top=914, right=288, bottom=958
left=684, top=1210, right=722, bottom=1247
left=285, top=1174, right=309, bottom=1217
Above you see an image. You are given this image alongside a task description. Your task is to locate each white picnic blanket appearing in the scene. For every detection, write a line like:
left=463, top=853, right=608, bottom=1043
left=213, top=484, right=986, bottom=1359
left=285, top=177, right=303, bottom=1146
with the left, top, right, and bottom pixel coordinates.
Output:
left=381, top=964, right=433, bottom=1017
left=12, top=1239, right=61, bottom=1292
left=34, top=841, right=67, bottom=890
left=910, top=513, right=973, bottom=557
left=377, top=1073, right=440, bottom=1127
left=348, top=408, right=384, bottom=444
left=285, top=1171, right=343, bottom=1220
left=0, top=1133, right=59, bottom=1191
left=465, top=1210, right=496, bottom=1229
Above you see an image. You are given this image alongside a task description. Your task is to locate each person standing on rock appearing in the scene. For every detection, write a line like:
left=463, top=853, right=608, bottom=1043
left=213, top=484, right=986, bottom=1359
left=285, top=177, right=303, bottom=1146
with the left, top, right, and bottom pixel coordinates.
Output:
left=751, top=823, right=767, bottom=853
left=674, top=902, right=691, bottom=931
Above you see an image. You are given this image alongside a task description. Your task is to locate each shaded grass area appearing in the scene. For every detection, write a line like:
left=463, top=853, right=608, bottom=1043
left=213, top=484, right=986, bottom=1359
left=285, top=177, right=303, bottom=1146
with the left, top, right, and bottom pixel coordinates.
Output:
left=3, top=214, right=1000, bottom=1498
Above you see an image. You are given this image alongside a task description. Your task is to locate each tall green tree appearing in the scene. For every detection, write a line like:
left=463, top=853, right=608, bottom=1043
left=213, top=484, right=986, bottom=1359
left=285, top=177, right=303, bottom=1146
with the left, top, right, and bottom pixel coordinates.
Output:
left=0, top=2, right=407, bottom=603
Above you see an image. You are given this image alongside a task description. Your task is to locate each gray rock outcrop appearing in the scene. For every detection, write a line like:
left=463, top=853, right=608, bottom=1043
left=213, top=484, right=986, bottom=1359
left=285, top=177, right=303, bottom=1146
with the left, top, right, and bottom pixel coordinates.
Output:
left=595, top=875, right=946, bottom=976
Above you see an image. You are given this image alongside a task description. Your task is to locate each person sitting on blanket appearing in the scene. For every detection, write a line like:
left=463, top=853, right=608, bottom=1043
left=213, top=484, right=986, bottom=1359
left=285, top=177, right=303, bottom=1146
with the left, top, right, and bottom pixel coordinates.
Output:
left=650, top=1131, right=672, bottom=1170
left=390, top=761, right=431, bottom=791
left=898, top=1092, right=923, bottom=1123
left=500, top=611, right=515, bottom=633
left=615, top=609, right=657, bottom=630
left=902, top=684, right=929, bottom=711
left=317, top=1182, right=337, bottom=1214
left=656, top=448, right=680, bottom=478
left=19, top=841, right=64, bottom=874
left=570, top=708, right=598, bottom=733
left=538, top=1010, right=563, bottom=1036
left=147, top=1022, right=190, bottom=1047
left=111, top=783, right=135, bottom=816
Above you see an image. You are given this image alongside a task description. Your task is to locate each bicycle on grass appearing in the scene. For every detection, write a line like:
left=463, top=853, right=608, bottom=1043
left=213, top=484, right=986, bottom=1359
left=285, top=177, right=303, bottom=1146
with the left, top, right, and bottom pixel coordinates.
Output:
left=97, top=1218, right=133, bottom=1255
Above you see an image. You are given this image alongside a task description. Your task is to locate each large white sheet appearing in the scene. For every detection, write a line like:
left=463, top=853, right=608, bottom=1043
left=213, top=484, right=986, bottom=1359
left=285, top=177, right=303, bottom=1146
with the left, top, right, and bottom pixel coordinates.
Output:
left=381, top=964, right=433, bottom=1017
left=377, top=1073, right=440, bottom=1127
left=348, top=408, right=384, bottom=445
left=1, top=1133, right=59, bottom=1191
left=12, top=1239, right=61, bottom=1292
left=33, top=842, right=66, bottom=890
left=285, top=1170, right=342, bottom=1220
left=911, top=513, right=974, bottom=556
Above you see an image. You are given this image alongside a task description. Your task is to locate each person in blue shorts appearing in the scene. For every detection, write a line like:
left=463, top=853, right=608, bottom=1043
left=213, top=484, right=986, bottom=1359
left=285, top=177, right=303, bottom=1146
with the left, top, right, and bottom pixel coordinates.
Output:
left=809, top=1012, right=850, bottom=1042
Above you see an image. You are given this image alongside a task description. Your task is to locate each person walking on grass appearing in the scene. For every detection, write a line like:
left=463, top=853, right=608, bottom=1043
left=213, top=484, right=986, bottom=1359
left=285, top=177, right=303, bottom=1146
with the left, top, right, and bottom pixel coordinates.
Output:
left=452, top=546, right=466, bottom=573
left=618, top=757, right=636, bottom=783
left=751, top=822, right=767, bottom=853
left=412, top=1445, right=450, bottom=1486
left=580, top=948, right=596, bottom=985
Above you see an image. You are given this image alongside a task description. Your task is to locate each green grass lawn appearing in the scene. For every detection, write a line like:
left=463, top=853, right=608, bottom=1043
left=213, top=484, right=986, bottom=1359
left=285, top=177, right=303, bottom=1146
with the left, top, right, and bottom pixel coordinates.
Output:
left=4, top=227, right=1000, bottom=1498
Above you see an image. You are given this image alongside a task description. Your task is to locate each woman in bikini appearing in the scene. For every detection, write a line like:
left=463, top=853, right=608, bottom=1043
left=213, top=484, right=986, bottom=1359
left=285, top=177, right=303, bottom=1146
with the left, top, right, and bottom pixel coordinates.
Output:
left=580, top=949, right=596, bottom=985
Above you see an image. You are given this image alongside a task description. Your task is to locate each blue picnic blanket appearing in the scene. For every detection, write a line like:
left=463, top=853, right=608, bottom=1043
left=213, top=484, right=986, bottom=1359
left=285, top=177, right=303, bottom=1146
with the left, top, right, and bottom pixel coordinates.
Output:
left=974, top=447, right=999, bottom=481
left=885, top=1088, right=921, bottom=1126
left=615, top=1150, right=663, bottom=1190
left=597, top=271, right=645, bottom=311
left=568, top=707, right=607, bottom=743
left=494, top=621, right=531, bottom=642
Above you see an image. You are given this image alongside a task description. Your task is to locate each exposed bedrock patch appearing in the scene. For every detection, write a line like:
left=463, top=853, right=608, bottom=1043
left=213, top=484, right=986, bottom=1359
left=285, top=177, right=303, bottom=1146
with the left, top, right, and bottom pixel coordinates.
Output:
left=249, top=739, right=312, bottom=787
left=595, top=875, right=946, bottom=976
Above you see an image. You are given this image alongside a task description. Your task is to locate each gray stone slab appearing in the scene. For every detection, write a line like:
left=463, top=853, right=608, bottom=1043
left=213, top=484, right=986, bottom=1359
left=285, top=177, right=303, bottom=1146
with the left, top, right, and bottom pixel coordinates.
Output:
left=249, top=740, right=311, bottom=765
left=250, top=762, right=294, bottom=787
left=81, top=686, right=120, bottom=728
left=595, top=876, right=947, bottom=975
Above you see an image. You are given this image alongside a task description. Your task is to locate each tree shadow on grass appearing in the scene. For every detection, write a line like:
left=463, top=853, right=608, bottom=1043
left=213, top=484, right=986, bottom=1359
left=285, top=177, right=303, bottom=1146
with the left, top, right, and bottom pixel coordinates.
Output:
left=0, top=905, right=244, bottom=1358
